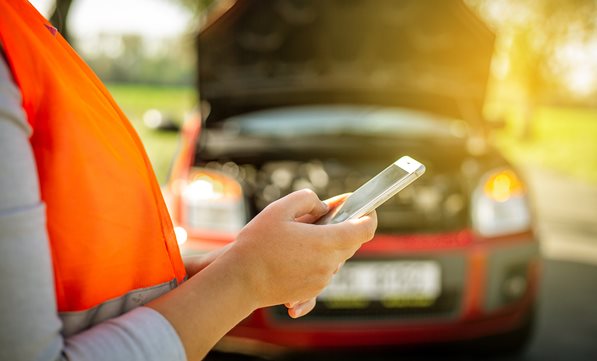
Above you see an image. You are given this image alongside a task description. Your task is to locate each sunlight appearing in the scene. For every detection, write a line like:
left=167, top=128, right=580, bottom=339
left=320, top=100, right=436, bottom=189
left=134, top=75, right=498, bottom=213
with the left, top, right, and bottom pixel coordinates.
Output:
left=555, top=40, right=597, bottom=96
left=29, top=0, right=191, bottom=39
left=567, top=66, right=596, bottom=96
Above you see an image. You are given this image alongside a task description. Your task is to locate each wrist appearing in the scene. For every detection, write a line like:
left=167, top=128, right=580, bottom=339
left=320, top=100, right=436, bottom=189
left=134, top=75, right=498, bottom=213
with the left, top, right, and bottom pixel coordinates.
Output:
left=147, top=251, right=259, bottom=359
left=214, top=244, right=264, bottom=311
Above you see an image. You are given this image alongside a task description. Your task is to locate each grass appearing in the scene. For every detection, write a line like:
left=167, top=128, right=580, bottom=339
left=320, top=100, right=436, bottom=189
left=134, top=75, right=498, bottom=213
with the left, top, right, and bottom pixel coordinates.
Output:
left=495, top=106, right=597, bottom=184
left=107, top=83, right=196, bottom=183
left=106, top=83, right=597, bottom=186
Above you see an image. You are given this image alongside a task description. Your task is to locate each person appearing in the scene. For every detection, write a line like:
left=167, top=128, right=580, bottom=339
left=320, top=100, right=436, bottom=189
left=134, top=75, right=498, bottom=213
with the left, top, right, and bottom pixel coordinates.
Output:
left=0, top=1, right=377, bottom=360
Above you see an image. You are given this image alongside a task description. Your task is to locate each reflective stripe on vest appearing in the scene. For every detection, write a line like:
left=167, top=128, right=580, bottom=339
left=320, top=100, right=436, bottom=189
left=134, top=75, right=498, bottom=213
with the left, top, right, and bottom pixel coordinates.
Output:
left=60, top=278, right=179, bottom=337
left=0, top=0, right=187, bottom=331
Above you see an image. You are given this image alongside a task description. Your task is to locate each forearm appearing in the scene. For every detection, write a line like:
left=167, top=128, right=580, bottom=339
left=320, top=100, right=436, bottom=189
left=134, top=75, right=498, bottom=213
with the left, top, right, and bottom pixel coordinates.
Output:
left=147, top=252, right=258, bottom=360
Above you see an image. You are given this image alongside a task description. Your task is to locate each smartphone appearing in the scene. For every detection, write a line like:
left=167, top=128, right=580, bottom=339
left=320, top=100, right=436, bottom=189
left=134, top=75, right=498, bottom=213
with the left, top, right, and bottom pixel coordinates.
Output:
left=316, top=156, right=425, bottom=225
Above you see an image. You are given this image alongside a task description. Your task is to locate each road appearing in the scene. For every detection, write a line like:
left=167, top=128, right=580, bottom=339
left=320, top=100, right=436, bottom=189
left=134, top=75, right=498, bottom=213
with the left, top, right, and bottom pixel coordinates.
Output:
left=206, top=167, right=597, bottom=361
left=524, top=167, right=597, bottom=266
left=514, top=167, right=597, bottom=360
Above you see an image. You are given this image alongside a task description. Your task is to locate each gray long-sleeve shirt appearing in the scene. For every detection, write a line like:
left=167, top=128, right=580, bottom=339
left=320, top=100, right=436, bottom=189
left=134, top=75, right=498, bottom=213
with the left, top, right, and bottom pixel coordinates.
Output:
left=0, top=51, right=186, bottom=361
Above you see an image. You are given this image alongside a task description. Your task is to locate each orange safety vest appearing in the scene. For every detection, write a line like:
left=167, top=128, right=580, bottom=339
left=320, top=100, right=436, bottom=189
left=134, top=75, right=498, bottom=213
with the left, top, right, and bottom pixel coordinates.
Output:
left=0, top=0, right=186, bottom=334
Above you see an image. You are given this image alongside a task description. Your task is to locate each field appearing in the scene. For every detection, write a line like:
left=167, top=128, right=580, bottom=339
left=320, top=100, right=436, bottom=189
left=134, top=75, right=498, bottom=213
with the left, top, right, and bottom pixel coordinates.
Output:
left=495, top=106, right=597, bottom=184
left=107, top=83, right=195, bottom=183
left=107, top=83, right=597, bottom=185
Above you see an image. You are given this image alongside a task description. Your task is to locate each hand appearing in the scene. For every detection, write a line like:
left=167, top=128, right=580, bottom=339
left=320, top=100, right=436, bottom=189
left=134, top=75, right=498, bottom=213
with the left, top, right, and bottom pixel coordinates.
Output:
left=181, top=193, right=348, bottom=277
left=216, top=189, right=377, bottom=310
left=183, top=194, right=349, bottom=280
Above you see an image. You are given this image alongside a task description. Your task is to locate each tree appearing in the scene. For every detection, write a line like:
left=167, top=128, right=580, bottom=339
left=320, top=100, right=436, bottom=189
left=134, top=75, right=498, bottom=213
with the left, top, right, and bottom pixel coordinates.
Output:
left=49, top=0, right=74, bottom=43
left=467, top=0, right=597, bottom=102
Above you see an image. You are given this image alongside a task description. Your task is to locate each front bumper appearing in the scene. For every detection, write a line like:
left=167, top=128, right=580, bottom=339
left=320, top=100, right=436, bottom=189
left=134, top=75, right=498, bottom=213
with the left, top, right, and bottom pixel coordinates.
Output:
left=180, top=229, right=540, bottom=352
left=209, top=230, right=540, bottom=352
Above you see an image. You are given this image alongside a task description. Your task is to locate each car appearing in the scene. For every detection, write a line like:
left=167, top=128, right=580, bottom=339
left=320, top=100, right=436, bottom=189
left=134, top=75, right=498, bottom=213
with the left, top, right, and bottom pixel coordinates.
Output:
left=164, top=0, right=540, bottom=357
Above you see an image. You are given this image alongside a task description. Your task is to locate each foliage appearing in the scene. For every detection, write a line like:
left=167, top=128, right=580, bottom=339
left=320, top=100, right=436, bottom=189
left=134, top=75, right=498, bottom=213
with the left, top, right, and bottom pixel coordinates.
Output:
left=79, top=34, right=196, bottom=86
left=172, top=0, right=217, bottom=14
left=467, top=0, right=597, bottom=104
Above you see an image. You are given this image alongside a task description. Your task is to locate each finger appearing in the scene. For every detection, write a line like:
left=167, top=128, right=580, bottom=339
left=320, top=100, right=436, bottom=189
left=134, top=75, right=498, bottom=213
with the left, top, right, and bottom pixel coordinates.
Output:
left=324, top=210, right=378, bottom=252
left=295, top=193, right=352, bottom=224
left=347, top=211, right=378, bottom=245
left=288, top=298, right=317, bottom=318
left=333, top=261, right=345, bottom=274
left=284, top=300, right=299, bottom=308
left=273, top=189, right=327, bottom=220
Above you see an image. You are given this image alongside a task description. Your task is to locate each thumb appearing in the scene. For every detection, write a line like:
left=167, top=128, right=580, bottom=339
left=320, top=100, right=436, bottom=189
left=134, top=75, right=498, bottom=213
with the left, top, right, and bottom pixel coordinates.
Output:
left=324, top=193, right=351, bottom=210
left=272, top=189, right=328, bottom=220
left=295, top=193, right=351, bottom=224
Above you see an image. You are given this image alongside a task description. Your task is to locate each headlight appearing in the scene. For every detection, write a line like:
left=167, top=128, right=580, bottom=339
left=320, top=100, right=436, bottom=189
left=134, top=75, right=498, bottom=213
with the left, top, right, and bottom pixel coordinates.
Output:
left=181, top=168, right=246, bottom=234
left=471, top=168, right=532, bottom=237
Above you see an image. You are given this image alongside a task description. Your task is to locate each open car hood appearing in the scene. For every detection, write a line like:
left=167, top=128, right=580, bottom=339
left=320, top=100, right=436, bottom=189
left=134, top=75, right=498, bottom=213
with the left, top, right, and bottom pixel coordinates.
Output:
left=198, top=0, right=494, bottom=125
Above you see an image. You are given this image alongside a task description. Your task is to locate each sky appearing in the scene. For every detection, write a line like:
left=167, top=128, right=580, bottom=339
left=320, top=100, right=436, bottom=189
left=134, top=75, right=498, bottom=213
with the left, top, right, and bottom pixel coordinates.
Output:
left=29, top=0, right=193, bottom=38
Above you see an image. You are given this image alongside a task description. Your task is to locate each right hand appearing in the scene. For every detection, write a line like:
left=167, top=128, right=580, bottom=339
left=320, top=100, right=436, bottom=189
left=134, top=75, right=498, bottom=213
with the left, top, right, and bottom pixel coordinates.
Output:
left=216, top=189, right=377, bottom=310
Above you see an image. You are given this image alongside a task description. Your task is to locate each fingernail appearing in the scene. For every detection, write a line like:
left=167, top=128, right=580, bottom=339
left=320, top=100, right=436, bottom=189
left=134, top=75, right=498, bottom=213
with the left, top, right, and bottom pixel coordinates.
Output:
left=291, top=304, right=306, bottom=318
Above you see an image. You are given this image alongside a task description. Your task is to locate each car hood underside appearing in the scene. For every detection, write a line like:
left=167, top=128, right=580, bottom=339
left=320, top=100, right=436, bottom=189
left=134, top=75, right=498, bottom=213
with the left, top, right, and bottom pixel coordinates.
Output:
left=198, top=0, right=495, bottom=125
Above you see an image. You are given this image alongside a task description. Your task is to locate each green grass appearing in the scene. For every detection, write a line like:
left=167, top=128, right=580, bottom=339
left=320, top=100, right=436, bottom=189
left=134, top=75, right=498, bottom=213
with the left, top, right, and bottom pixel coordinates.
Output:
left=106, top=83, right=196, bottom=183
left=495, top=106, right=597, bottom=184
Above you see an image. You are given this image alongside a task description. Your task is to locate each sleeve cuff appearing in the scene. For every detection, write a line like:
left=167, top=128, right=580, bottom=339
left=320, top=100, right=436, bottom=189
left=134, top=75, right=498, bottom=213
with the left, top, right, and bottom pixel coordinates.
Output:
left=64, top=306, right=187, bottom=361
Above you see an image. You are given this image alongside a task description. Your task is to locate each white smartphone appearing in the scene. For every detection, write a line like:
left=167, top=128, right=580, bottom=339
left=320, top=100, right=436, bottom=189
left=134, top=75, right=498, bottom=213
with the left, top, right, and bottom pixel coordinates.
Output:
left=316, top=156, right=426, bottom=225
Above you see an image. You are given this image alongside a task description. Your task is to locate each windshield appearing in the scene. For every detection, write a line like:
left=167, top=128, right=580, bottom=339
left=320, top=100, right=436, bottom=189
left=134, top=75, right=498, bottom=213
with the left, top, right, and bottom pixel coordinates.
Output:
left=219, top=106, right=470, bottom=139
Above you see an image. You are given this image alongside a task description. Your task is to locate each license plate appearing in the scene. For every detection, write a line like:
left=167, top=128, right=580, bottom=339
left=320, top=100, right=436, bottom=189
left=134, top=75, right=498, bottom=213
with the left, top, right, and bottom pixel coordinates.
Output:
left=318, top=261, right=441, bottom=308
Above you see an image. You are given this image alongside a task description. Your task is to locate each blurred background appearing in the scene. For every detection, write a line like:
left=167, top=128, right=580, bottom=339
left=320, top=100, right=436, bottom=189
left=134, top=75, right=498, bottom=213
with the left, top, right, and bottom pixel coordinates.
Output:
left=30, top=0, right=597, bottom=185
left=30, top=0, right=597, bottom=359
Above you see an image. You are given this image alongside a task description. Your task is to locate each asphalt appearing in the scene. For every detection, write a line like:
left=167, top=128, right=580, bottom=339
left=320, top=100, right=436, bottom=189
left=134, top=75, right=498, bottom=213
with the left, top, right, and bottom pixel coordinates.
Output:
left=206, top=166, right=597, bottom=361
left=523, top=167, right=597, bottom=266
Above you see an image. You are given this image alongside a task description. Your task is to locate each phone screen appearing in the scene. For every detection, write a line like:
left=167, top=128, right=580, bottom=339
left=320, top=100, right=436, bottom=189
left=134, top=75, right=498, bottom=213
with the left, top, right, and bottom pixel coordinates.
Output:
left=327, top=164, right=411, bottom=223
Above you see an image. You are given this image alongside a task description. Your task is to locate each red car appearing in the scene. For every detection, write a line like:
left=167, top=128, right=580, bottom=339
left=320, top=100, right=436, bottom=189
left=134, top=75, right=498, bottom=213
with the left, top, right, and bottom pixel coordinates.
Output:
left=164, top=0, right=540, bottom=357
